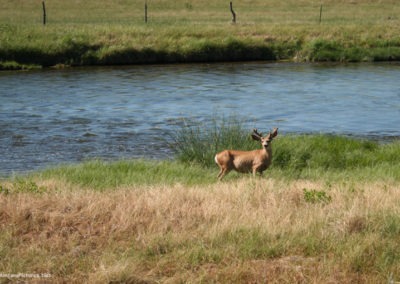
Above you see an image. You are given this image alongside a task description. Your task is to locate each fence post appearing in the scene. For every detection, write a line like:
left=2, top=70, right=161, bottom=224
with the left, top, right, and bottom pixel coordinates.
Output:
left=230, top=2, right=236, bottom=24
left=145, top=1, right=148, bottom=23
left=42, top=1, right=46, bottom=25
left=319, top=4, right=323, bottom=24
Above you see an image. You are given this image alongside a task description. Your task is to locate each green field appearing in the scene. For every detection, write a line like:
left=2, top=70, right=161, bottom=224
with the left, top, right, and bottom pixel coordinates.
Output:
left=1, top=0, right=400, bottom=69
left=1, top=122, right=400, bottom=282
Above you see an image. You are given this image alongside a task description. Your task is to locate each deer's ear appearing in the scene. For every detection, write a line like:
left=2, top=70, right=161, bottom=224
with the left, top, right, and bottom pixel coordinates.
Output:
left=271, top=128, right=278, bottom=137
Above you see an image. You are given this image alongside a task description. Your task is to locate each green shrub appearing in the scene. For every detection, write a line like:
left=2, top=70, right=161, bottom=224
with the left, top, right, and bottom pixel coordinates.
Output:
left=303, top=188, right=332, bottom=204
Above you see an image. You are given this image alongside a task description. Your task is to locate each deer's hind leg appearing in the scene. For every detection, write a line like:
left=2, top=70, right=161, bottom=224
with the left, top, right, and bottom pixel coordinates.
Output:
left=215, top=152, right=231, bottom=180
left=217, top=167, right=230, bottom=180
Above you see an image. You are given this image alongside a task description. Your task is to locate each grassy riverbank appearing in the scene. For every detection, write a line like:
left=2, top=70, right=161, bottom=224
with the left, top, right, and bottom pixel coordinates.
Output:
left=1, top=129, right=400, bottom=282
left=1, top=0, right=400, bottom=69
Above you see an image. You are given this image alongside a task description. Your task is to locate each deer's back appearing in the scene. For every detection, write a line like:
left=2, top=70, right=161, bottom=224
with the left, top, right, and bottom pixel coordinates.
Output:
left=216, top=149, right=270, bottom=173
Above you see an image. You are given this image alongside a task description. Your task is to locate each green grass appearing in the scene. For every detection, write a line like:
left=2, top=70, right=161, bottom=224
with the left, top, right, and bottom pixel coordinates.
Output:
left=272, top=134, right=400, bottom=181
left=172, top=117, right=400, bottom=182
left=1, top=0, right=400, bottom=68
left=35, top=159, right=215, bottom=190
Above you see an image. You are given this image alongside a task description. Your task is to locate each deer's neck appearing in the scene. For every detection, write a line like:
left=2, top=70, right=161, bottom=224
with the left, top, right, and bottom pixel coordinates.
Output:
left=261, top=146, right=272, bottom=157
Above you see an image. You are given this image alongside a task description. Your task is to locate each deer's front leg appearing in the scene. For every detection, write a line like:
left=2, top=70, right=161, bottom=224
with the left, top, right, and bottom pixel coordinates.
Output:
left=253, top=165, right=264, bottom=178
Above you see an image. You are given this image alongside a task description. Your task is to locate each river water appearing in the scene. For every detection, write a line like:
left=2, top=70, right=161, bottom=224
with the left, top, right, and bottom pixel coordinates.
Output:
left=1, top=62, right=399, bottom=176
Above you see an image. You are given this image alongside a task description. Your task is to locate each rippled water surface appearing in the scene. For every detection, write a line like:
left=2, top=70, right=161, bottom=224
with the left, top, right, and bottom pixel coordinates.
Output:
left=1, top=62, right=399, bottom=175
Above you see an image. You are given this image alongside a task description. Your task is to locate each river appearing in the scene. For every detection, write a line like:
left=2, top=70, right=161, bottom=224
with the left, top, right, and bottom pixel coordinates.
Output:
left=1, top=62, right=399, bottom=176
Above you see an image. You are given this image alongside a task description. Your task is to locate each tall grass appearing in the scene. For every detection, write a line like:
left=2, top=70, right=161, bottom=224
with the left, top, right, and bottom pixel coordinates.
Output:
left=0, top=178, right=399, bottom=282
left=172, top=117, right=257, bottom=167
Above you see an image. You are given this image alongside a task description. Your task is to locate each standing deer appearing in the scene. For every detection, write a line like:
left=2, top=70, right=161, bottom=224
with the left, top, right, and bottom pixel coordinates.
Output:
left=214, top=128, right=278, bottom=180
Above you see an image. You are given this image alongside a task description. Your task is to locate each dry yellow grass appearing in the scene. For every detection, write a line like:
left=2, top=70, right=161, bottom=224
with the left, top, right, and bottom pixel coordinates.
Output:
left=0, top=178, right=399, bottom=283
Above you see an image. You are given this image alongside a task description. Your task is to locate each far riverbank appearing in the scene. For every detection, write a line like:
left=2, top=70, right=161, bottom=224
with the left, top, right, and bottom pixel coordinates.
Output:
left=1, top=0, right=400, bottom=70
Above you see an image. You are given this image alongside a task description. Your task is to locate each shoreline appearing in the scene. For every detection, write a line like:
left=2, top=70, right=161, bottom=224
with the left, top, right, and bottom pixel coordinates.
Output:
left=2, top=39, right=400, bottom=71
left=1, top=133, right=400, bottom=179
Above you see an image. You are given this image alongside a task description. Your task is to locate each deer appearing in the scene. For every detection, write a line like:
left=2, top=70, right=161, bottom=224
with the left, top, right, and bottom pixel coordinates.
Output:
left=214, top=128, right=278, bottom=180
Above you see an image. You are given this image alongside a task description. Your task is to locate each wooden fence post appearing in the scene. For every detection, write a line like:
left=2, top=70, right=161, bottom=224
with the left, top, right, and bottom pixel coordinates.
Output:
left=42, top=1, right=46, bottom=25
left=230, top=2, right=236, bottom=24
left=319, top=4, right=323, bottom=24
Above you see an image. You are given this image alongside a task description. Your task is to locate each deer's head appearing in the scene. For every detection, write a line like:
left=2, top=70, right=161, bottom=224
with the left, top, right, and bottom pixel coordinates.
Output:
left=251, top=128, right=278, bottom=149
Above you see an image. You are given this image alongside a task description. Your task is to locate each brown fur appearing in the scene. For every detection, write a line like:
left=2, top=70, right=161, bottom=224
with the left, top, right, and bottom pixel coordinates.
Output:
left=215, top=128, right=278, bottom=180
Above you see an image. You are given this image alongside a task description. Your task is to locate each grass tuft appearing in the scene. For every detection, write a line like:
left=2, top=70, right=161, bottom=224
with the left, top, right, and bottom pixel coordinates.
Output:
left=172, top=116, right=256, bottom=168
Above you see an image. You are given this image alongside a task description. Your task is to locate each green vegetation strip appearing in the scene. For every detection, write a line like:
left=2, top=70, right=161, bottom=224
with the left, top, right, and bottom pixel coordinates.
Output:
left=1, top=0, right=400, bottom=68
left=3, top=128, right=399, bottom=191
